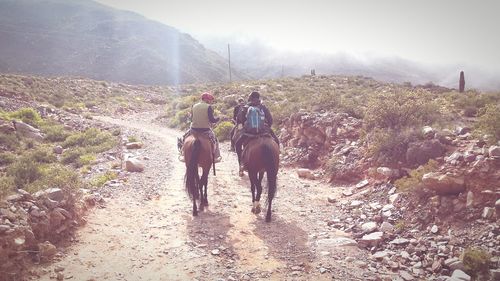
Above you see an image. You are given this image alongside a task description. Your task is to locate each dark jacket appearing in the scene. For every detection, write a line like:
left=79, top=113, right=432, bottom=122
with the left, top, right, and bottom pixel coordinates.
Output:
left=237, top=101, right=273, bottom=127
left=233, top=104, right=244, bottom=123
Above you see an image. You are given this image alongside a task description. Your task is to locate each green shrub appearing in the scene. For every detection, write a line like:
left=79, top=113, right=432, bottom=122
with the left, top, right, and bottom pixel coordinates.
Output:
left=463, top=106, right=477, bottom=117
left=0, top=152, right=16, bottom=166
left=0, top=176, right=15, bottom=199
left=0, top=132, right=20, bottom=150
left=8, top=108, right=42, bottom=127
left=61, top=147, right=86, bottom=166
left=42, top=124, right=70, bottom=142
left=25, top=164, right=84, bottom=194
left=214, top=121, right=234, bottom=142
left=30, top=146, right=57, bottom=163
left=7, top=157, right=42, bottom=189
left=364, top=90, right=440, bottom=131
left=169, top=108, right=191, bottom=129
left=63, top=128, right=117, bottom=152
left=90, top=171, right=118, bottom=187
left=78, top=153, right=96, bottom=167
left=461, top=248, right=491, bottom=279
left=365, top=128, right=419, bottom=164
left=394, top=159, right=438, bottom=192
left=128, top=135, right=139, bottom=142
left=476, top=104, right=500, bottom=143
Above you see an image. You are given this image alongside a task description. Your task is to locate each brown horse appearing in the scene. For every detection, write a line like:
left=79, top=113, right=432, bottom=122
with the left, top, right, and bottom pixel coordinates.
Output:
left=183, top=132, right=214, bottom=216
left=241, top=136, right=280, bottom=222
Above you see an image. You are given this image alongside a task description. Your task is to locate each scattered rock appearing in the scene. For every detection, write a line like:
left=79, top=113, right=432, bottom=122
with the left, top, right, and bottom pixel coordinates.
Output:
left=125, top=142, right=144, bottom=149
left=53, top=145, right=63, bottom=154
left=38, top=241, right=57, bottom=260
left=125, top=158, right=145, bottom=172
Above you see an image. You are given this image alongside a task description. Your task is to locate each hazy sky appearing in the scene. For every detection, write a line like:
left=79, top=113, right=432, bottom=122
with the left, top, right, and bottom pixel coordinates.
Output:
left=95, top=0, right=500, bottom=72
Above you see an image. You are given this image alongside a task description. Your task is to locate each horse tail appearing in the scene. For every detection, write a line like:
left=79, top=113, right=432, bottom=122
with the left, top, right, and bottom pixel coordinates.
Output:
left=185, top=139, right=201, bottom=200
left=262, top=143, right=277, bottom=203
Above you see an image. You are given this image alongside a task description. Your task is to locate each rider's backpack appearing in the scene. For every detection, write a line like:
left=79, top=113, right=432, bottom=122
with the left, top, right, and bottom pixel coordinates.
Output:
left=244, top=105, right=265, bottom=134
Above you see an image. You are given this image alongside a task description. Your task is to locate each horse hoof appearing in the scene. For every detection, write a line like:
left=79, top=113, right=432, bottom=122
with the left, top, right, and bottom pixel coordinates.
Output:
left=193, top=212, right=198, bottom=216
left=265, top=215, right=271, bottom=222
left=254, top=206, right=261, bottom=214
left=251, top=207, right=255, bottom=214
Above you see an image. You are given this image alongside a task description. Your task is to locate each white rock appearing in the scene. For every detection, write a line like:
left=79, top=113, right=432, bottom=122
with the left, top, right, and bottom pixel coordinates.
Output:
left=488, top=146, right=500, bottom=157
left=380, top=222, right=394, bottom=233
left=482, top=207, right=495, bottom=219
left=451, top=269, right=471, bottom=281
left=390, top=238, right=410, bottom=245
left=316, top=237, right=358, bottom=248
left=361, top=222, right=377, bottom=233
left=355, top=179, right=369, bottom=189
left=372, top=251, right=388, bottom=260
left=350, top=200, right=364, bottom=208
left=297, top=168, right=314, bottom=179
left=125, top=158, right=145, bottom=172
left=377, top=167, right=399, bottom=178
left=389, top=194, right=400, bottom=204
left=431, top=225, right=439, bottom=234
left=360, top=232, right=384, bottom=246
left=13, top=120, right=44, bottom=141
left=466, top=191, right=474, bottom=209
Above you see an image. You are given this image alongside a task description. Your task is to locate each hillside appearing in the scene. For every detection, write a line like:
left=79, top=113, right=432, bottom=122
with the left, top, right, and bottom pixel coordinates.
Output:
left=1, top=73, right=499, bottom=280
left=0, top=0, right=241, bottom=85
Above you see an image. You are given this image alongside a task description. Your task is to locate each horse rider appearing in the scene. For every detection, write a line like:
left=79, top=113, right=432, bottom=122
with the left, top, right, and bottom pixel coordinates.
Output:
left=234, top=91, right=279, bottom=174
left=179, top=92, right=222, bottom=163
left=229, top=97, right=245, bottom=151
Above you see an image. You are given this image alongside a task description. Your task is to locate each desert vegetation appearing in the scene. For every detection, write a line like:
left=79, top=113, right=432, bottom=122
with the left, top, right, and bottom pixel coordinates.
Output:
left=0, top=107, right=119, bottom=199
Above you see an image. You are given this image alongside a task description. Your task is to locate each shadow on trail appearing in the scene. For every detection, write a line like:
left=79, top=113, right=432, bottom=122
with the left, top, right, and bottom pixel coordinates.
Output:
left=253, top=215, right=313, bottom=270
left=186, top=210, right=236, bottom=258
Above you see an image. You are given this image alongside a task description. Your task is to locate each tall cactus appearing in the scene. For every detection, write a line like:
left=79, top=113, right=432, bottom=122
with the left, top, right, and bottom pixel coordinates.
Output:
left=459, top=71, right=465, bottom=93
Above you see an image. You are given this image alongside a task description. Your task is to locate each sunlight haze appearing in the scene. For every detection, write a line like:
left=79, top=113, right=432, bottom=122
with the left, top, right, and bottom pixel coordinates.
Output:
left=95, top=0, right=500, bottom=72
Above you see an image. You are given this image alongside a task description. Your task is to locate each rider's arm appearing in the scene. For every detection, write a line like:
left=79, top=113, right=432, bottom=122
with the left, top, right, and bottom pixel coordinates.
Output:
left=237, top=106, right=247, bottom=124
left=262, top=105, right=273, bottom=126
left=208, top=106, right=220, bottom=123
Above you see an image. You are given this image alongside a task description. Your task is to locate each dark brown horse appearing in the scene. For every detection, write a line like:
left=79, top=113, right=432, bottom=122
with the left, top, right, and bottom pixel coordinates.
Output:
left=241, top=136, right=279, bottom=222
left=183, top=132, right=214, bottom=216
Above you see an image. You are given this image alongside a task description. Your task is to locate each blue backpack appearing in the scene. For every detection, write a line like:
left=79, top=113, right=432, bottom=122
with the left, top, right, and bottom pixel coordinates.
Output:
left=245, top=106, right=265, bottom=134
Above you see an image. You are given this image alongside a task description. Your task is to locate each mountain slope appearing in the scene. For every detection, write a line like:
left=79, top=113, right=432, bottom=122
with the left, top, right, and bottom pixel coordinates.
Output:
left=0, top=0, right=237, bottom=85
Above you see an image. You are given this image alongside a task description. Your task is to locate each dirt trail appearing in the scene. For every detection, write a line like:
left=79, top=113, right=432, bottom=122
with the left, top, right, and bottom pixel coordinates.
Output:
left=36, top=112, right=371, bottom=281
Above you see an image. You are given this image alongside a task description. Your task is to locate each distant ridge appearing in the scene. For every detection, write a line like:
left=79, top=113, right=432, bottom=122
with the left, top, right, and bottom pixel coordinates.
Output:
left=0, top=0, right=240, bottom=85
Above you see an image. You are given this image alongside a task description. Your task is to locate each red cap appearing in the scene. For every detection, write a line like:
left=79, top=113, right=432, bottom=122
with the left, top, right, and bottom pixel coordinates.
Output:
left=201, top=92, right=215, bottom=101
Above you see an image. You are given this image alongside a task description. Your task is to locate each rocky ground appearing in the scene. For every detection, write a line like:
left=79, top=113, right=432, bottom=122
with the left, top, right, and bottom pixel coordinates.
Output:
left=11, top=111, right=381, bottom=281
left=1, top=94, right=499, bottom=280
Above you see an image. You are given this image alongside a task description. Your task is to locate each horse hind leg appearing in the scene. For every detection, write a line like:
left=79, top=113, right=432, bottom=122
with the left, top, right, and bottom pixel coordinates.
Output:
left=200, top=169, right=209, bottom=208
left=192, top=199, right=198, bottom=216
left=254, top=171, right=264, bottom=214
left=265, top=199, right=272, bottom=222
left=249, top=171, right=260, bottom=214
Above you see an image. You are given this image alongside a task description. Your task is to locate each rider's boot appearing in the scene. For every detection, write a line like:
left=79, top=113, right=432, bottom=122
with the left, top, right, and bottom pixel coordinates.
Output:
left=214, top=141, right=222, bottom=163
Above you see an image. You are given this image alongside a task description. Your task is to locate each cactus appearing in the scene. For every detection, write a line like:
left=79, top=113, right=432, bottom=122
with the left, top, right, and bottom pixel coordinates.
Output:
left=459, top=71, right=465, bottom=93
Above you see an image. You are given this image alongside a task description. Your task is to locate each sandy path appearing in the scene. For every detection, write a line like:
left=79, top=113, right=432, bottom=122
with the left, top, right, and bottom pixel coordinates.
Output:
left=36, top=112, right=371, bottom=281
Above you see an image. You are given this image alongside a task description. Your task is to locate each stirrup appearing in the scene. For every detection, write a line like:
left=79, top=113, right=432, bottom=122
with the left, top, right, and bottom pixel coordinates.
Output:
left=214, top=156, right=222, bottom=163
left=178, top=155, right=185, bottom=162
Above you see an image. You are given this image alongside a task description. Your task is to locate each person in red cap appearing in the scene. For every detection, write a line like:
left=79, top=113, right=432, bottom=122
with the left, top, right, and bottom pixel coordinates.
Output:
left=178, top=92, right=221, bottom=162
